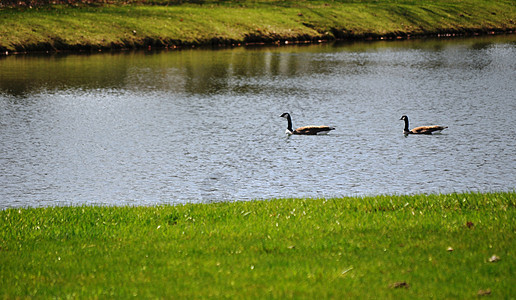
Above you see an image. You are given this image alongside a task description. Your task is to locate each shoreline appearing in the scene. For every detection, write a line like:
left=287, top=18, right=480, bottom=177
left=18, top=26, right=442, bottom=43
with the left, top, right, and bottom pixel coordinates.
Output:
left=2, top=190, right=515, bottom=211
left=3, top=30, right=514, bottom=56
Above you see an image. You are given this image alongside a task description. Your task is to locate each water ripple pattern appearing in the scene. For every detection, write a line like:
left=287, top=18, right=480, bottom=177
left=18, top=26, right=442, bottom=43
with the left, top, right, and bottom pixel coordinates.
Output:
left=1, top=36, right=515, bottom=208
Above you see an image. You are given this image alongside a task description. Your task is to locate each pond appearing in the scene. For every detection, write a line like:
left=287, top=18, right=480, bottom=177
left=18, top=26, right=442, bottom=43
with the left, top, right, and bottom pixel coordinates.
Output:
left=1, top=35, right=515, bottom=208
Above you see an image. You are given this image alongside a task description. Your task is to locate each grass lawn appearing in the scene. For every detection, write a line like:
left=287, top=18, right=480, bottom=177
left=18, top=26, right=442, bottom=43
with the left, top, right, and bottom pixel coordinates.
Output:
left=0, top=0, right=515, bottom=52
left=1, top=192, right=514, bottom=298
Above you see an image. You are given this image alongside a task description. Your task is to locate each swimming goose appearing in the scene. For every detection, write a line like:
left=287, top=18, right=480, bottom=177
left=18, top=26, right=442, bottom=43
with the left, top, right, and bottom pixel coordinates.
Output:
left=400, top=115, right=447, bottom=135
left=280, top=112, right=335, bottom=135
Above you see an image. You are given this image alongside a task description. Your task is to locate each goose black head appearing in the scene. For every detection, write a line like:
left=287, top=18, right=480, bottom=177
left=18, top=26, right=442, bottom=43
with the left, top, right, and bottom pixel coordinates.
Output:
left=400, top=115, right=408, bottom=121
left=280, top=113, right=290, bottom=118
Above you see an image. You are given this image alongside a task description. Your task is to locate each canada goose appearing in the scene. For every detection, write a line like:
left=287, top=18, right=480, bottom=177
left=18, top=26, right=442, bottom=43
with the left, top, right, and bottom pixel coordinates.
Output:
left=280, top=112, right=335, bottom=135
left=400, top=115, right=448, bottom=135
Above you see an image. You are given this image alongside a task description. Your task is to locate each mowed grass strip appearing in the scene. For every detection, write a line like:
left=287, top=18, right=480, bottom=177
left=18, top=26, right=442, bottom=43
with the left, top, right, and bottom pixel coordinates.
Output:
left=1, top=192, right=515, bottom=298
left=0, top=0, right=515, bottom=52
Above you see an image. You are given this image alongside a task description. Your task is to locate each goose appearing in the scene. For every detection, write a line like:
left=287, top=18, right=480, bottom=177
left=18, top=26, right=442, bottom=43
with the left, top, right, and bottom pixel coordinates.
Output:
left=280, top=112, right=335, bottom=135
left=400, top=115, right=447, bottom=135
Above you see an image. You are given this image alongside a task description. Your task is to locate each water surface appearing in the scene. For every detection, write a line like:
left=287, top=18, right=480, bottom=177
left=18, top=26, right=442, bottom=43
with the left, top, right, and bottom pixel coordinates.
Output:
left=1, top=36, right=515, bottom=208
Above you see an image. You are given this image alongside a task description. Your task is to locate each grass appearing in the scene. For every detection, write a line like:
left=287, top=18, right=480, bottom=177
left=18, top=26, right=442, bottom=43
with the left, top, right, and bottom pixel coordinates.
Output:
left=0, top=0, right=515, bottom=52
left=1, top=192, right=515, bottom=298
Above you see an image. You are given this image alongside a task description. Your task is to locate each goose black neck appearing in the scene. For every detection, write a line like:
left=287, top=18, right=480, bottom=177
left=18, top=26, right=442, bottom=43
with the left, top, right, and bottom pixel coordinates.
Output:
left=286, top=114, right=293, bottom=132
left=403, top=118, right=409, bottom=132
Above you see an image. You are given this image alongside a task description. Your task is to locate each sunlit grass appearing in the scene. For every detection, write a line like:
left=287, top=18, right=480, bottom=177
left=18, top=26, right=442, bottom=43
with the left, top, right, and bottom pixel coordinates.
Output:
left=1, top=192, right=514, bottom=298
left=0, top=0, right=514, bottom=52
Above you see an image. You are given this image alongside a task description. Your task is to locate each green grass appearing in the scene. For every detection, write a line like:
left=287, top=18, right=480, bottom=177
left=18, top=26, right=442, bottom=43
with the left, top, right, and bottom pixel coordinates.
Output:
left=0, top=0, right=515, bottom=52
left=1, top=192, right=515, bottom=298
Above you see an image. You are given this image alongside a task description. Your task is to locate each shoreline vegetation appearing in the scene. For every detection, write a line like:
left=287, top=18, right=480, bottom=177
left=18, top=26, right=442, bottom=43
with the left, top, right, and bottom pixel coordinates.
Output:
left=1, top=192, right=515, bottom=298
left=1, top=0, right=515, bottom=54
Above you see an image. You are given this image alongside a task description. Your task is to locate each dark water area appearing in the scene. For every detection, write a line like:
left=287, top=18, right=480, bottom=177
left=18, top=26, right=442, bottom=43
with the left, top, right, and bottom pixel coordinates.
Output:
left=1, top=35, right=515, bottom=208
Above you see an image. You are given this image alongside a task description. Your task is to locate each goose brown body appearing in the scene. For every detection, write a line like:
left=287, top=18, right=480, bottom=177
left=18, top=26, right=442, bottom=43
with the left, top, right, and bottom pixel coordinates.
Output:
left=280, top=113, right=335, bottom=135
left=400, top=115, right=447, bottom=135
left=292, top=125, right=335, bottom=135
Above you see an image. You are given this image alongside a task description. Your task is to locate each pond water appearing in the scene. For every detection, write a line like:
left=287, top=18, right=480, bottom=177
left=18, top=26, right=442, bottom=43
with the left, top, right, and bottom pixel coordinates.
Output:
left=1, top=35, right=515, bottom=208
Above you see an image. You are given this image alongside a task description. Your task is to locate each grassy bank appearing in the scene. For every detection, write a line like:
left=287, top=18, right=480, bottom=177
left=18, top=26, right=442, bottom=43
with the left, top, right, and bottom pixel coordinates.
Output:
left=1, top=192, right=515, bottom=298
left=1, top=0, right=515, bottom=53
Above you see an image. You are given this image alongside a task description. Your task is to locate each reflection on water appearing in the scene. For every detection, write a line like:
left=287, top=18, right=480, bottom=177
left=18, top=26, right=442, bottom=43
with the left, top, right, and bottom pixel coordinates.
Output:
left=1, top=35, right=515, bottom=208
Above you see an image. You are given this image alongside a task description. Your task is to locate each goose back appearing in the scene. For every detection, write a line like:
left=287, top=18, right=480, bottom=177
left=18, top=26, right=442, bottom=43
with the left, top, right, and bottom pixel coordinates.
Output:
left=409, top=125, right=448, bottom=134
left=293, top=125, right=335, bottom=135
